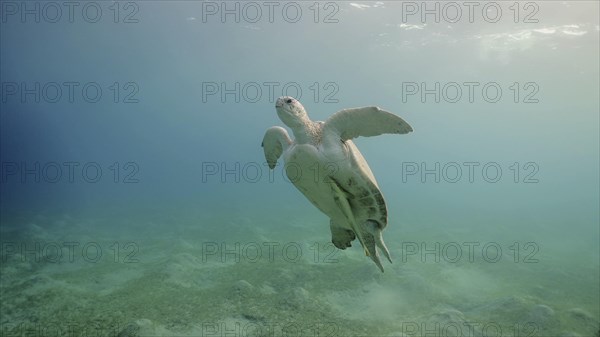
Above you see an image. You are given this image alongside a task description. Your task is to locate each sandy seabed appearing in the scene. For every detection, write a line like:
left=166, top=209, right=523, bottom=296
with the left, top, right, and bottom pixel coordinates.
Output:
left=1, top=210, right=598, bottom=337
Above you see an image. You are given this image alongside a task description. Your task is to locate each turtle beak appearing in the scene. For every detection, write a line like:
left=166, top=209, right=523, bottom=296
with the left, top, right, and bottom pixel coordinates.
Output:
left=275, top=98, right=284, bottom=108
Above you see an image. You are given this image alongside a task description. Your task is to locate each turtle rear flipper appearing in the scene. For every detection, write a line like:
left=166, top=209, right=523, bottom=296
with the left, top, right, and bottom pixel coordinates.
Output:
left=330, top=220, right=355, bottom=249
left=365, top=220, right=392, bottom=264
left=329, top=179, right=369, bottom=255
left=357, top=226, right=385, bottom=273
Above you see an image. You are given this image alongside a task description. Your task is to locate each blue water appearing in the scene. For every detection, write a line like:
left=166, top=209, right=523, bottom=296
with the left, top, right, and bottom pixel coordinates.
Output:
left=1, top=1, right=599, bottom=336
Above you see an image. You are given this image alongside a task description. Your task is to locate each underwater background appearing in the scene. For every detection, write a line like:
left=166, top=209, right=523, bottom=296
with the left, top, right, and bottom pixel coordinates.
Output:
left=1, top=1, right=599, bottom=336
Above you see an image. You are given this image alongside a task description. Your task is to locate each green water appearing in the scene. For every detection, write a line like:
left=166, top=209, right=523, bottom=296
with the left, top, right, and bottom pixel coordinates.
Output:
left=1, top=1, right=599, bottom=336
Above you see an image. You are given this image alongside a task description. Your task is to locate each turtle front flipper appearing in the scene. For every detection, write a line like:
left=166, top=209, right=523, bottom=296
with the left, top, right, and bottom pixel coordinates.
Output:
left=262, top=126, right=292, bottom=169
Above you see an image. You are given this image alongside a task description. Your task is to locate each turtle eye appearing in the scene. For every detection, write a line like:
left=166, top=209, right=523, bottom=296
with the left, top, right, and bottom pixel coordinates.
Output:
left=286, top=99, right=293, bottom=104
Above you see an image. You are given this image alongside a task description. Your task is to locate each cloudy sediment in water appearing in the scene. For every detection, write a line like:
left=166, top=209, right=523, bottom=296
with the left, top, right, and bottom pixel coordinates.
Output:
left=1, top=1, right=598, bottom=336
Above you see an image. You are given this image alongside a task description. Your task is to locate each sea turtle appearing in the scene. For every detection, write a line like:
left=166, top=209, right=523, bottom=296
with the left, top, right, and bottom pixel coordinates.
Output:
left=262, top=96, right=413, bottom=272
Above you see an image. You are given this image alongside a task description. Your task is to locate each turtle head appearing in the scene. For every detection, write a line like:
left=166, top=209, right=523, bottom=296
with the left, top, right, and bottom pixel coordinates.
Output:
left=275, top=96, right=309, bottom=127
